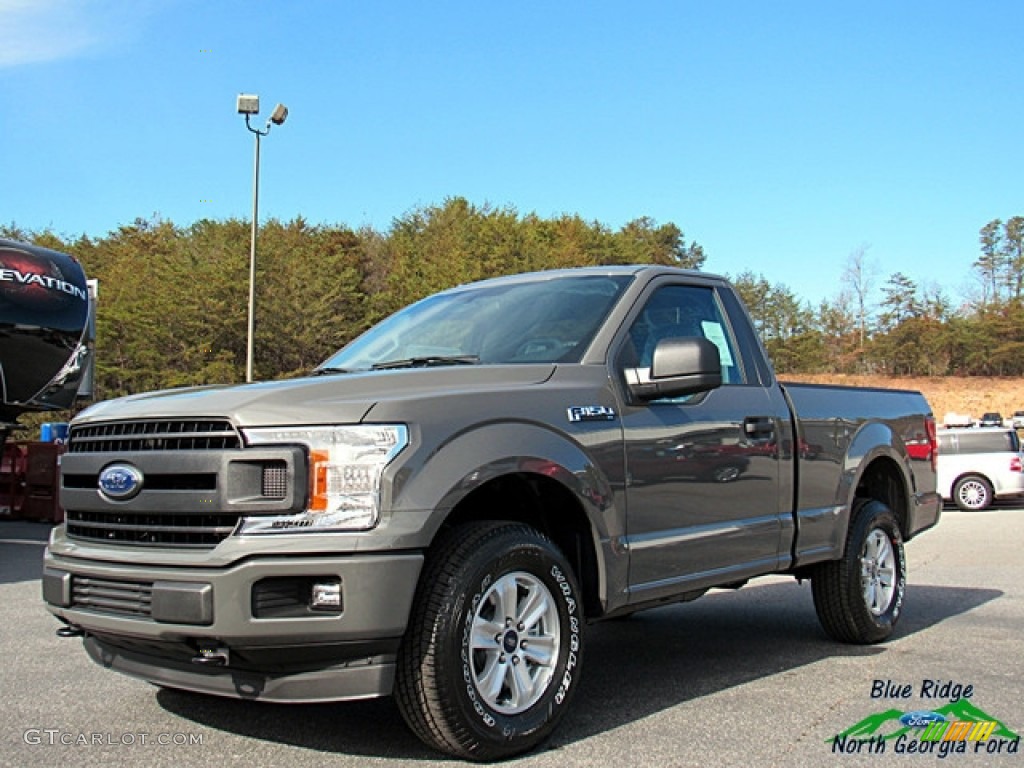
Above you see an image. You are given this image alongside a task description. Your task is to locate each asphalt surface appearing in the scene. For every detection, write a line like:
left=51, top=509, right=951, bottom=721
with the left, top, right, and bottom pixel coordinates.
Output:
left=2, top=504, right=1021, bottom=767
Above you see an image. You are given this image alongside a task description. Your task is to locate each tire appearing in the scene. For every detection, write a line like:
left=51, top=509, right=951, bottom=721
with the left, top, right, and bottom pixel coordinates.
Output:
left=711, top=464, right=742, bottom=483
left=952, top=474, right=993, bottom=511
left=395, top=522, right=584, bottom=761
left=811, top=499, right=906, bottom=644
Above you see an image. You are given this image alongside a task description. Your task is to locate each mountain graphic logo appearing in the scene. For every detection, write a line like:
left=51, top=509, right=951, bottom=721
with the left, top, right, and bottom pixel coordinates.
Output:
left=830, top=698, right=1019, bottom=743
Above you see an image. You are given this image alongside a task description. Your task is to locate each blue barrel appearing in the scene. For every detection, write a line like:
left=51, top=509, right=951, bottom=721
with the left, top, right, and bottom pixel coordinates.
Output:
left=40, top=422, right=69, bottom=443
left=51, top=423, right=69, bottom=444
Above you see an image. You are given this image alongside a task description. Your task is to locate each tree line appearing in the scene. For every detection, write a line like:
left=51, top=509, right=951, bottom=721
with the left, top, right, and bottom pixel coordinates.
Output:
left=734, top=216, right=1024, bottom=377
left=4, top=201, right=1021, bottom=405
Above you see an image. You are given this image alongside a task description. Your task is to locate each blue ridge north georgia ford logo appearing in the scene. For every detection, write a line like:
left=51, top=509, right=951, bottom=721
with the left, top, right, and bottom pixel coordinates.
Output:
left=97, top=464, right=144, bottom=500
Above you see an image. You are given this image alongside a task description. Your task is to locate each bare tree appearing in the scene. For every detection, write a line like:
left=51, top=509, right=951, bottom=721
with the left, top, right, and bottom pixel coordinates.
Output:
left=975, top=219, right=1003, bottom=305
left=841, top=244, right=878, bottom=358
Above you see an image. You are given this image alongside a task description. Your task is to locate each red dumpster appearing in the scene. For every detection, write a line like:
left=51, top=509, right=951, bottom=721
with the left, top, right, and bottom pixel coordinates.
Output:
left=21, top=442, right=64, bottom=523
left=0, top=442, right=28, bottom=518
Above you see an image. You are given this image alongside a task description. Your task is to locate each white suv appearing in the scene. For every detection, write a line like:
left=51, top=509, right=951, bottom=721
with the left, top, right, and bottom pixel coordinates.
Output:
left=937, top=427, right=1024, bottom=511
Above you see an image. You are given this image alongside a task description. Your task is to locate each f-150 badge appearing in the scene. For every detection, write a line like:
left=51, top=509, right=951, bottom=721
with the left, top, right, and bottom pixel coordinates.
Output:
left=567, top=405, right=616, bottom=423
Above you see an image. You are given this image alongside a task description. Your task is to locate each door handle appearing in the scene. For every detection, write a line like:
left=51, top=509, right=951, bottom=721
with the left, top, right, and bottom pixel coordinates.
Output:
left=743, top=417, right=775, bottom=441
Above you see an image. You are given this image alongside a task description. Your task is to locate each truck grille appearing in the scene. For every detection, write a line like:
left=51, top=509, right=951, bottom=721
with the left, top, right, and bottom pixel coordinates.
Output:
left=66, top=510, right=241, bottom=548
left=68, top=419, right=241, bottom=454
left=72, top=575, right=153, bottom=618
left=60, top=419, right=304, bottom=550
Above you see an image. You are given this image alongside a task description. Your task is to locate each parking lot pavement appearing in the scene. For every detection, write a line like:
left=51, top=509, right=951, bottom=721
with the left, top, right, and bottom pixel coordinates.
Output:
left=2, top=508, right=1022, bottom=767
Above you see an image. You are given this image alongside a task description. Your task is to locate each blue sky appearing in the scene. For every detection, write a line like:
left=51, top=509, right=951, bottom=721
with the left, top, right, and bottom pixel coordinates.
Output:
left=2, top=1, right=1021, bottom=307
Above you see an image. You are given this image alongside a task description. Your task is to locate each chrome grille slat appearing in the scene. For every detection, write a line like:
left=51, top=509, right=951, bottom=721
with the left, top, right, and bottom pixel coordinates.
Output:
left=68, top=419, right=241, bottom=454
left=68, top=519, right=237, bottom=536
left=67, top=510, right=241, bottom=548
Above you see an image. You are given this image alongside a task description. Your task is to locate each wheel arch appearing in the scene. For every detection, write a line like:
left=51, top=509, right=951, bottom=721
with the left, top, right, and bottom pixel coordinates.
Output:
left=794, top=430, right=924, bottom=576
left=950, top=470, right=993, bottom=491
left=392, top=421, right=620, bottom=620
left=841, top=420, right=918, bottom=542
left=440, top=472, right=605, bottom=619
left=853, top=454, right=912, bottom=539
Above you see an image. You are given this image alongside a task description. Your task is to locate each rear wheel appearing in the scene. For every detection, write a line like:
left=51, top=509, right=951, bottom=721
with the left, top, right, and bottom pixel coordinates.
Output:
left=952, top=474, right=993, bottom=511
left=812, top=499, right=906, bottom=644
left=395, top=522, right=583, bottom=761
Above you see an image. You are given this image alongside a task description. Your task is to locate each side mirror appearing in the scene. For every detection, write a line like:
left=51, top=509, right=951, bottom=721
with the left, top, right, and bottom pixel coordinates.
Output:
left=625, top=337, right=723, bottom=401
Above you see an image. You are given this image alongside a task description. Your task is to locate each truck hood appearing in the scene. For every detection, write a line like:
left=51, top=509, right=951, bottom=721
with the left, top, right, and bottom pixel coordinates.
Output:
left=72, top=365, right=556, bottom=427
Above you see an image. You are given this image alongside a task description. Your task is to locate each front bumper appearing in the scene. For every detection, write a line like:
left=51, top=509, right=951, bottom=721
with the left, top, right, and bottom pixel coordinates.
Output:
left=43, top=540, right=423, bottom=702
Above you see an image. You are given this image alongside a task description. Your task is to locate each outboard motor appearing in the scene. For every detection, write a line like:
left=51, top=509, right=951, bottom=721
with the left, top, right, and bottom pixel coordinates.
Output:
left=0, top=239, right=92, bottom=444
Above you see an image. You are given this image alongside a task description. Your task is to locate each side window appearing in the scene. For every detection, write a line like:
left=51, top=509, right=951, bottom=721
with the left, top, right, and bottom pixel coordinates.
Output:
left=957, top=430, right=1017, bottom=453
left=623, top=284, right=744, bottom=385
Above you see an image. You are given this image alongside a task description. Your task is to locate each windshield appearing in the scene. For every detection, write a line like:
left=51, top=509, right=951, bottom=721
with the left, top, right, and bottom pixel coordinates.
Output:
left=319, top=274, right=633, bottom=372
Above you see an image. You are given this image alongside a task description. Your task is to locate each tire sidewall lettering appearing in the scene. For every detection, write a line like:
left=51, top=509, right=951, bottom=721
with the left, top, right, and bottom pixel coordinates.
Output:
left=456, top=547, right=582, bottom=735
left=891, top=537, right=906, bottom=621
left=551, top=564, right=580, bottom=706
left=860, top=511, right=906, bottom=632
left=877, top=526, right=906, bottom=626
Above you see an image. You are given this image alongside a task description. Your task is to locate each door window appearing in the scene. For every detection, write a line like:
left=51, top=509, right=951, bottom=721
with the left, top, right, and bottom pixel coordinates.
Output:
left=622, top=284, right=744, bottom=386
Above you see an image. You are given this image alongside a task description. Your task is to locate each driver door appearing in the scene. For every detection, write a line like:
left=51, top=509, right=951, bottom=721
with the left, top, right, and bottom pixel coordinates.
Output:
left=616, top=280, right=793, bottom=604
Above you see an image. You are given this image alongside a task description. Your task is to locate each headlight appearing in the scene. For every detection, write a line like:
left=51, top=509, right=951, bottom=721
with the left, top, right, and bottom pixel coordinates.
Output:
left=238, top=425, right=408, bottom=533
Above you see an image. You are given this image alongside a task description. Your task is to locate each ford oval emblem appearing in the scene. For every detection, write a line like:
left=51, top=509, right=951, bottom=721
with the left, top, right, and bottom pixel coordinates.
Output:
left=899, top=710, right=946, bottom=728
left=98, top=464, right=144, bottom=501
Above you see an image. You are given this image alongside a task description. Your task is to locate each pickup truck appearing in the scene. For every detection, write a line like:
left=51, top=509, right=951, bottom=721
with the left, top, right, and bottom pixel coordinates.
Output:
left=43, top=265, right=941, bottom=760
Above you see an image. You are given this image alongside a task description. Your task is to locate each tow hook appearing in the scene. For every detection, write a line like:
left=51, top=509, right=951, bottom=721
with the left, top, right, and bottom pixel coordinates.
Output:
left=191, top=646, right=230, bottom=667
left=56, top=625, right=84, bottom=638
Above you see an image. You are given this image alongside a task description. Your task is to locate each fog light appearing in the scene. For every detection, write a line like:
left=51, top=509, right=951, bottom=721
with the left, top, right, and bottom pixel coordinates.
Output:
left=311, top=581, right=342, bottom=611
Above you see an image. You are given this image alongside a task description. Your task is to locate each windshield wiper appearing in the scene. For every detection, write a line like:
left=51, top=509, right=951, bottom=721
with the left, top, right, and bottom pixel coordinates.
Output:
left=312, top=367, right=354, bottom=376
left=371, top=355, right=480, bottom=370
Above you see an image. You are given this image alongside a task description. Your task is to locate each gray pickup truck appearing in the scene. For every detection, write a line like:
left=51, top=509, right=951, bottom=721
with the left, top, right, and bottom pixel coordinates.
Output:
left=44, top=265, right=941, bottom=760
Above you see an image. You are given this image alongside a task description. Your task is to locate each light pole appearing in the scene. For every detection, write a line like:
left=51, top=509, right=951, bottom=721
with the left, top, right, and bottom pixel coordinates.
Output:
left=237, top=93, right=288, bottom=383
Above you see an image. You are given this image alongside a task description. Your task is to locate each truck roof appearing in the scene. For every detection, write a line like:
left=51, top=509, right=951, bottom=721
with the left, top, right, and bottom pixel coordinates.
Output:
left=440, top=264, right=729, bottom=292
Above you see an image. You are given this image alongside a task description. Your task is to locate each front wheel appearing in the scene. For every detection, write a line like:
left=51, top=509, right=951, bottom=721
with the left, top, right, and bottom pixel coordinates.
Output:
left=812, top=499, right=906, bottom=644
left=395, top=522, right=583, bottom=761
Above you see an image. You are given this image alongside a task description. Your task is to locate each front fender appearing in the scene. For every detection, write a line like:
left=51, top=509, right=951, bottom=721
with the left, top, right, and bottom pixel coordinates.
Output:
left=396, top=421, right=618, bottom=534
left=387, top=420, right=624, bottom=606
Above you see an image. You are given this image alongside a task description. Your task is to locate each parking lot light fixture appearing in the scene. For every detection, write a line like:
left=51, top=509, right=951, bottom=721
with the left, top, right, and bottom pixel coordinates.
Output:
left=237, top=93, right=288, bottom=383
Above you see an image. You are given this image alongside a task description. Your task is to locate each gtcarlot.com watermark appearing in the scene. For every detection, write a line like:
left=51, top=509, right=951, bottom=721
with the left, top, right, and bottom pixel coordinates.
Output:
left=24, top=729, right=204, bottom=747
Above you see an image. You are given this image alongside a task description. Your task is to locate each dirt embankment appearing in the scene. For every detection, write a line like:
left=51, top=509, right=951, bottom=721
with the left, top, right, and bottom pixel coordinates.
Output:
left=788, top=375, right=1024, bottom=424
